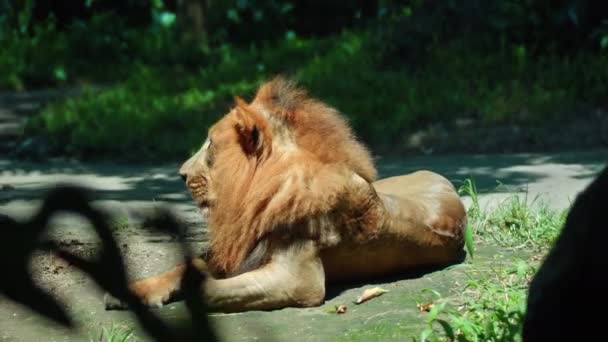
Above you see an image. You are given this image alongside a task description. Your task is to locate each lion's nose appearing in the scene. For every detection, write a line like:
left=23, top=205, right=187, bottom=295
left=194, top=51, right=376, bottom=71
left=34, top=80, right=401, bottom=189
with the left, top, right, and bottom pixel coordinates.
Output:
left=179, top=172, right=188, bottom=183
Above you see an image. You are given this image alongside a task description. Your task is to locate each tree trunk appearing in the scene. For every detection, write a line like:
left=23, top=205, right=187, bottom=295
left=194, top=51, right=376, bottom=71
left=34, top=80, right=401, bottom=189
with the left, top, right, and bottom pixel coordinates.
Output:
left=177, top=0, right=208, bottom=46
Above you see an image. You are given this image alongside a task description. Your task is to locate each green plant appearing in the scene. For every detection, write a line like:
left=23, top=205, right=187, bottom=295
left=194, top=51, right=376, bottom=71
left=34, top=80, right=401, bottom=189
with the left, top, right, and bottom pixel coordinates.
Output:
left=25, top=30, right=608, bottom=160
left=458, top=177, right=565, bottom=249
left=458, top=178, right=481, bottom=220
left=417, top=289, right=453, bottom=342
left=416, top=258, right=537, bottom=342
left=90, top=324, right=134, bottom=342
left=110, top=216, right=130, bottom=231
left=412, top=178, right=567, bottom=341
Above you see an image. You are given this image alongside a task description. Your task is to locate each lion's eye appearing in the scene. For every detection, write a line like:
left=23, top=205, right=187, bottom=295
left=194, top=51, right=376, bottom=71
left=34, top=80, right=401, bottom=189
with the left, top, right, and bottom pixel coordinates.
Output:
left=206, top=140, right=215, bottom=167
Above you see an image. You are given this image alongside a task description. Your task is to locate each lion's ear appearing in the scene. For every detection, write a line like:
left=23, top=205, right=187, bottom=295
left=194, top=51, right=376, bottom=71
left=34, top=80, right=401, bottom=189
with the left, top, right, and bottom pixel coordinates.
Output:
left=233, top=97, right=267, bottom=156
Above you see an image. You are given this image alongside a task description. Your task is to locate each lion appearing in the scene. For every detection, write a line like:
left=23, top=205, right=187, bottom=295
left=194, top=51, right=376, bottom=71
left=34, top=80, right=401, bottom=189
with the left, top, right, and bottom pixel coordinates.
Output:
left=104, top=76, right=467, bottom=312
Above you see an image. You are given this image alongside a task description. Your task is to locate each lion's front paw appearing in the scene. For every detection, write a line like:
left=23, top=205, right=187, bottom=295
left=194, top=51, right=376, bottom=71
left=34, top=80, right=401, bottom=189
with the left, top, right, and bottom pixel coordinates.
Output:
left=104, top=293, right=129, bottom=310
left=103, top=290, right=167, bottom=310
left=104, top=268, right=184, bottom=310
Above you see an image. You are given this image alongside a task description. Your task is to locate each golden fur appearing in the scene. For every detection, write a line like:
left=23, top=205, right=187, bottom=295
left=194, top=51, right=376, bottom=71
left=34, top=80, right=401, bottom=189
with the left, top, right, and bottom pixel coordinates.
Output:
left=204, top=76, right=380, bottom=275
left=105, top=76, right=467, bottom=313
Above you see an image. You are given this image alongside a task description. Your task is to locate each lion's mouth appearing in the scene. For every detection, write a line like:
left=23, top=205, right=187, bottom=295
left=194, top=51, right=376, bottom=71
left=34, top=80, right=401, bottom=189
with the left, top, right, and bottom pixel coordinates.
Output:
left=185, top=177, right=210, bottom=209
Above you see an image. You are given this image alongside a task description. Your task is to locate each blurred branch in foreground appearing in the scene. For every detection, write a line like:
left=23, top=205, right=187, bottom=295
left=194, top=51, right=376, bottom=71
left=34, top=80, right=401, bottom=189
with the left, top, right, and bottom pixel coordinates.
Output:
left=0, top=184, right=217, bottom=342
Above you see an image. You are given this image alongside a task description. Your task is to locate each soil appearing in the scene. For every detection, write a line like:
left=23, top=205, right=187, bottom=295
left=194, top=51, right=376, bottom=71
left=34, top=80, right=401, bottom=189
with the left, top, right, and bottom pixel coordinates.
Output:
left=1, top=89, right=607, bottom=341
left=0, top=150, right=606, bottom=341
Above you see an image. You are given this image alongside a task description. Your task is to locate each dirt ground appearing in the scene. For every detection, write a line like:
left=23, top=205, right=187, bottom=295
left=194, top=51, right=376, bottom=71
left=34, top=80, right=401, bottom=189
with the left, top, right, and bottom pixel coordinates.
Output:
left=1, top=149, right=606, bottom=341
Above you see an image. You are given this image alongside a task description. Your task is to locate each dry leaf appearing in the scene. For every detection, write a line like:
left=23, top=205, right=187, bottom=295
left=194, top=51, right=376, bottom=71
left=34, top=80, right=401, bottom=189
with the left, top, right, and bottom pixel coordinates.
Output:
left=324, top=306, right=336, bottom=313
left=417, top=302, right=434, bottom=312
left=354, top=287, right=389, bottom=304
left=325, top=304, right=347, bottom=314
left=50, top=252, right=71, bottom=274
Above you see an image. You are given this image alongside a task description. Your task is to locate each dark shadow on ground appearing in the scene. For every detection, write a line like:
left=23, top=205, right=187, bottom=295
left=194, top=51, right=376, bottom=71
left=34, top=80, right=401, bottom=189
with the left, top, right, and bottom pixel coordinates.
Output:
left=0, top=159, right=186, bottom=205
left=1, top=149, right=606, bottom=209
left=324, top=250, right=467, bottom=301
left=376, top=149, right=608, bottom=193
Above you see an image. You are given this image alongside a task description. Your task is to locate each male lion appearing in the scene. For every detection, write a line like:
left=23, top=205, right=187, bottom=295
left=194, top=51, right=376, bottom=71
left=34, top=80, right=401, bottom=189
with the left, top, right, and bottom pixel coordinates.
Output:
left=105, top=76, right=467, bottom=312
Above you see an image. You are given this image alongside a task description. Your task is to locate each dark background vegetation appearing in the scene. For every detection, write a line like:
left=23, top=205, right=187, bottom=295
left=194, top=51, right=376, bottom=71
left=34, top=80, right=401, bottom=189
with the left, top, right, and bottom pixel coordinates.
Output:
left=2, top=0, right=608, bottom=160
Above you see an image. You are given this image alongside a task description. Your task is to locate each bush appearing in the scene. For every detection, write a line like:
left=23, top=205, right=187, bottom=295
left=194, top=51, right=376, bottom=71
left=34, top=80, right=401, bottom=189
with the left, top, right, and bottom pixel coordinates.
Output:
left=26, top=28, right=608, bottom=160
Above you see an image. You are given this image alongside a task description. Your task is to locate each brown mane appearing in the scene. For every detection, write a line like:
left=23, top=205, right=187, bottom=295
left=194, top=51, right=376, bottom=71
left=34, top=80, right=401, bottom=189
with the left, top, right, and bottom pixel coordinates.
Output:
left=206, top=76, right=378, bottom=275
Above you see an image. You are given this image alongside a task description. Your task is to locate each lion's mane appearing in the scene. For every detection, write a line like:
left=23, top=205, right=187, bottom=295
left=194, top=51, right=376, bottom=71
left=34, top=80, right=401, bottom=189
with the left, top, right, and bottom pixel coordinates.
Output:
left=205, top=76, right=379, bottom=276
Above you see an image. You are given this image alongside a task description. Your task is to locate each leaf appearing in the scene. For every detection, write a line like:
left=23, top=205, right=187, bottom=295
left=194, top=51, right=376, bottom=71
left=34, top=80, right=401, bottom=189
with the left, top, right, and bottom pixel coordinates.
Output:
left=324, top=306, right=337, bottom=313
left=158, top=12, right=176, bottom=28
left=285, top=31, right=296, bottom=41
left=421, top=288, right=442, bottom=298
left=281, top=3, right=294, bottom=14
left=236, top=0, right=248, bottom=10
left=54, top=67, right=67, bottom=82
left=417, top=302, right=434, bottom=312
left=567, top=6, right=579, bottom=26
left=601, top=36, right=608, bottom=49
left=226, top=9, right=240, bottom=23
left=354, top=287, right=389, bottom=304
left=464, top=223, right=475, bottom=259
left=419, top=328, right=433, bottom=342
left=427, top=302, right=446, bottom=323
left=435, top=319, right=456, bottom=340
left=516, top=259, right=529, bottom=276
left=325, top=304, right=347, bottom=314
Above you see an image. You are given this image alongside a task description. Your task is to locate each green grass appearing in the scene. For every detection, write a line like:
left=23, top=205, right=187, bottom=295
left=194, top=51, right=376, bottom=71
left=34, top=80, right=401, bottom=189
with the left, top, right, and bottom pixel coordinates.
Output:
left=326, top=178, right=565, bottom=342
left=340, top=322, right=422, bottom=341
left=458, top=178, right=566, bottom=249
left=109, top=215, right=130, bottom=232
left=90, top=324, right=134, bottom=342
left=22, top=29, right=608, bottom=160
left=409, top=178, right=566, bottom=342
left=415, top=258, right=536, bottom=342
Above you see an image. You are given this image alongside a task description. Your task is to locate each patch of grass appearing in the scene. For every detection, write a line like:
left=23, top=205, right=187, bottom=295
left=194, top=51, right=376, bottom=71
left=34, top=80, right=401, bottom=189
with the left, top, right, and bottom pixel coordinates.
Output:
left=458, top=178, right=566, bottom=249
left=415, top=257, right=537, bottom=342
left=333, top=177, right=562, bottom=342
left=90, top=324, right=134, bottom=342
left=340, top=321, right=421, bottom=342
left=109, top=216, right=130, bottom=232
left=0, top=14, right=208, bottom=91
left=24, top=29, right=608, bottom=160
left=410, top=178, right=566, bottom=341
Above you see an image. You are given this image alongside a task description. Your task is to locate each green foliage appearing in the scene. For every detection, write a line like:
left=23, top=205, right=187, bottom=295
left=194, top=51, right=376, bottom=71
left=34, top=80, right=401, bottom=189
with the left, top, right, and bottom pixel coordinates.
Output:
left=24, top=28, right=608, bottom=159
left=459, top=178, right=566, bottom=249
left=414, top=179, right=566, bottom=341
left=0, top=21, right=70, bottom=90
left=416, top=259, right=536, bottom=342
left=5, top=1, right=608, bottom=158
left=483, top=195, right=565, bottom=248
left=90, top=324, right=134, bottom=342
left=26, top=65, right=255, bottom=159
left=109, top=216, right=130, bottom=232
left=464, top=223, right=475, bottom=259
left=377, top=0, right=608, bottom=62
left=0, top=12, right=209, bottom=90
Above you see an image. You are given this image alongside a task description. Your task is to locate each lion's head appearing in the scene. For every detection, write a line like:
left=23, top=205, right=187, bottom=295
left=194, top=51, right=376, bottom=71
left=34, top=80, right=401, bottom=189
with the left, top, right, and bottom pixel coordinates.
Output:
left=179, top=76, right=377, bottom=276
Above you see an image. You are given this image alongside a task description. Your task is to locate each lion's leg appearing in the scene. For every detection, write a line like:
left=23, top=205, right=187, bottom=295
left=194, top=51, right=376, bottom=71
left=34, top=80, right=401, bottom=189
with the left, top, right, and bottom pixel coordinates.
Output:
left=104, top=258, right=208, bottom=309
left=106, top=241, right=326, bottom=312
left=204, top=241, right=325, bottom=312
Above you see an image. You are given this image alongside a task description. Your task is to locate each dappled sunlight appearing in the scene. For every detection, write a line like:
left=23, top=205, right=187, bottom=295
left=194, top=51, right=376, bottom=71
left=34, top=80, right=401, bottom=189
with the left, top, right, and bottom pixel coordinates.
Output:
left=2, top=150, right=605, bottom=225
left=0, top=159, right=187, bottom=201
left=0, top=159, right=201, bottom=230
left=1, top=1, right=607, bottom=340
left=377, top=149, right=607, bottom=210
left=1, top=171, right=143, bottom=191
